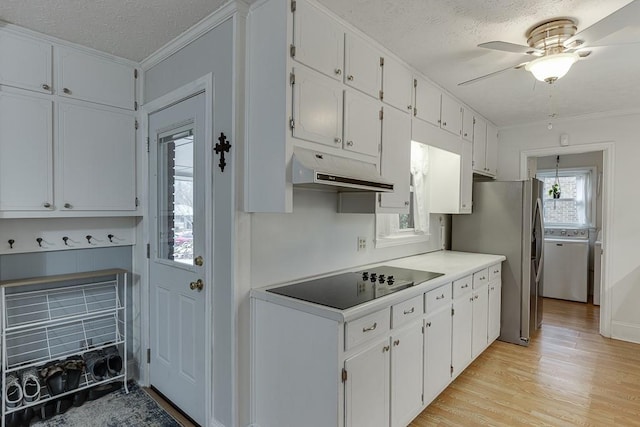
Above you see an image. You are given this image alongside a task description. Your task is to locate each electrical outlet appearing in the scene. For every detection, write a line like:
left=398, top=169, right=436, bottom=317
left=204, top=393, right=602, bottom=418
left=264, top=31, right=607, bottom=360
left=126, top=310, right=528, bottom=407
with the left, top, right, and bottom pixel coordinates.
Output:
left=357, top=236, right=367, bottom=251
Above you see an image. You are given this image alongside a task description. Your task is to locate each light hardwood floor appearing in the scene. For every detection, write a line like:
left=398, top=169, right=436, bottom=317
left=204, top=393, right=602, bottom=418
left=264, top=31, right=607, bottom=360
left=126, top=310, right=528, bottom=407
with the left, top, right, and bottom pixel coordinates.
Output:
left=411, top=298, right=640, bottom=426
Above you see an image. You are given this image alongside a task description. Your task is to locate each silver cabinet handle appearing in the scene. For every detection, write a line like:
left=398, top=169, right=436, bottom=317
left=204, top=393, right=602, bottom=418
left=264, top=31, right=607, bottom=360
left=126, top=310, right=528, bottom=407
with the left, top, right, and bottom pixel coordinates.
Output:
left=382, top=345, right=390, bottom=353
left=491, top=286, right=495, bottom=291
left=362, top=322, right=377, bottom=333
left=404, top=201, right=410, bottom=206
left=464, top=132, right=468, bottom=137
left=43, top=202, right=51, bottom=208
left=470, top=297, right=474, bottom=302
left=481, top=276, right=486, bottom=280
left=443, top=121, right=447, bottom=126
left=461, top=284, right=469, bottom=289
left=64, top=203, right=72, bottom=209
left=346, top=140, right=354, bottom=147
left=436, top=294, right=445, bottom=300
left=334, top=68, right=342, bottom=75
left=426, top=322, right=432, bottom=327
left=474, top=295, right=479, bottom=300
left=493, top=270, right=499, bottom=274
left=403, top=307, right=415, bottom=315
left=393, top=339, right=400, bottom=346
left=347, top=75, right=354, bottom=81
left=41, top=83, right=50, bottom=91
left=334, top=137, right=342, bottom=144
left=63, top=88, right=71, bottom=94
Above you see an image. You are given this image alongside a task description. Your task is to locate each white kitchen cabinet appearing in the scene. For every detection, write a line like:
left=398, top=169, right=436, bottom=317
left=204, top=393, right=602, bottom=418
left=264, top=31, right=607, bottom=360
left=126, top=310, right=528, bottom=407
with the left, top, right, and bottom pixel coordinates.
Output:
left=451, top=282, right=473, bottom=378
left=57, top=100, right=136, bottom=211
left=488, top=281, right=502, bottom=343
left=344, top=90, right=382, bottom=157
left=0, top=89, right=53, bottom=211
left=440, top=93, right=462, bottom=137
left=413, top=77, right=440, bottom=126
left=390, top=320, right=424, bottom=427
left=382, top=55, right=413, bottom=114
left=344, top=338, right=390, bottom=427
left=471, top=284, right=489, bottom=358
left=379, top=106, right=411, bottom=210
left=345, top=33, right=383, bottom=100
left=291, top=0, right=344, bottom=81
left=56, top=46, right=135, bottom=110
left=485, top=122, right=498, bottom=176
left=292, top=66, right=344, bottom=148
left=472, top=116, right=498, bottom=177
left=0, top=30, right=52, bottom=94
left=459, top=140, right=473, bottom=213
left=424, top=304, right=452, bottom=405
left=461, top=106, right=474, bottom=142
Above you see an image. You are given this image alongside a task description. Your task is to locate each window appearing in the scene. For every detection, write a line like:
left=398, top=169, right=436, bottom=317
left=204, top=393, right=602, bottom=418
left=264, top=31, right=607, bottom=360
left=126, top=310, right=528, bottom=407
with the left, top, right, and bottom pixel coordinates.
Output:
left=538, top=168, right=594, bottom=227
left=376, top=142, right=430, bottom=247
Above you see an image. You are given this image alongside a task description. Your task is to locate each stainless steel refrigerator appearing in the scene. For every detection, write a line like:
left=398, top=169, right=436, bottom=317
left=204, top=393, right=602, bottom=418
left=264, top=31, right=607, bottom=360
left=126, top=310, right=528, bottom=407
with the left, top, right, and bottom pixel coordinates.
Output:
left=451, top=179, right=544, bottom=346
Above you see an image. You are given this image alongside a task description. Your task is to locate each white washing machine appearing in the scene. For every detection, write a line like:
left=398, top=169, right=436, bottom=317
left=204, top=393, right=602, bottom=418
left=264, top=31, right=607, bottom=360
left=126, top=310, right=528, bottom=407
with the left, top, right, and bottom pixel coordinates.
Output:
left=543, top=228, right=589, bottom=302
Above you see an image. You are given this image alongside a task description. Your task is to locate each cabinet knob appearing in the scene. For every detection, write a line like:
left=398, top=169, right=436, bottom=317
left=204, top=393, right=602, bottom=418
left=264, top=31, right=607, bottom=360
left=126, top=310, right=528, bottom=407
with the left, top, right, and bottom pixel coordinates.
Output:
left=64, top=203, right=72, bottom=209
left=443, top=121, right=447, bottom=126
left=407, top=105, right=412, bottom=110
left=362, top=322, right=377, bottom=333
left=426, top=322, right=432, bottom=327
left=43, top=202, right=51, bottom=208
left=474, top=295, right=479, bottom=300
left=382, top=345, right=390, bottom=353
left=462, top=204, right=467, bottom=207
left=346, top=140, right=354, bottom=147
left=334, top=137, right=342, bottom=144
left=334, top=68, right=342, bottom=75
left=404, top=201, right=409, bottom=206
left=41, top=83, right=51, bottom=91
left=63, top=87, right=71, bottom=94
left=464, top=133, right=468, bottom=137
left=347, top=75, right=354, bottom=81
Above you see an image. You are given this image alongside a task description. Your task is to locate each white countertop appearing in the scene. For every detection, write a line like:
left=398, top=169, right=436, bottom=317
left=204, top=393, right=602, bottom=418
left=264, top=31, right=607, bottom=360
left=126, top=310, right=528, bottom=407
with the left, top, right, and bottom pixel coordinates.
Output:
left=250, top=250, right=506, bottom=322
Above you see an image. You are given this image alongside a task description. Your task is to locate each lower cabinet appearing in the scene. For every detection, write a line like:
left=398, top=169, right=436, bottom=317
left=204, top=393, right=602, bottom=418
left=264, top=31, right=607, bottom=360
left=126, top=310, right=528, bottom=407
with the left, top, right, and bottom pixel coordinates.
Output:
left=488, top=281, right=502, bottom=342
left=471, top=283, right=489, bottom=358
left=344, top=338, right=390, bottom=427
left=451, top=289, right=473, bottom=377
left=390, top=320, right=424, bottom=427
left=424, top=305, right=452, bottom=404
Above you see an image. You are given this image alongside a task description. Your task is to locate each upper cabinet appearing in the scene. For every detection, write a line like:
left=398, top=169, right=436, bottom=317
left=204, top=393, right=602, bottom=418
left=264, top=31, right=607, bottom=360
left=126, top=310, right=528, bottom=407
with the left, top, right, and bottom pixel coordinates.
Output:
left=381, top=56, right=413, bottom=114
left=472, top=117, right=498, bottom=177
left=440, top=93, right=462, bottom=137
left=56, top=47, right=136, bottom=110
left=379, top=107, right=411, bottom=211
left=462, top=106, right=474, bottom=142
left=291, top=0, right=344, bottom=81
left=0, top=31, right=52, bottom=94
left=413, top=77, right=462, bottom=137
left=344, top=33, right=383, bottom=99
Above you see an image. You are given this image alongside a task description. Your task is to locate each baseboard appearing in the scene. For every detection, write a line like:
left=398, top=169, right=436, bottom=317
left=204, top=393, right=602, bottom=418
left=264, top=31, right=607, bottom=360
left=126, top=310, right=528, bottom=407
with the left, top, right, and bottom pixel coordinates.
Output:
left=210, top=419, right=227, bottom=427
left=611, top=321, right=640, bottom=344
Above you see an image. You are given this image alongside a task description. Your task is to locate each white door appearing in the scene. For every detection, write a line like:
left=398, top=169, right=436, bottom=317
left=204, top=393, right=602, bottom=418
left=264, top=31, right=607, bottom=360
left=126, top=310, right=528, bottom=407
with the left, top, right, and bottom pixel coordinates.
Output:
left=343, top=90, right=381, bottom=157
left=451, top=294, right=472, bottom=377
left=149, top=92, right=207, bottom=426
left=472, top=117, right=487, bottom=173
left=390, top=320, right=423, bottom=427
left=424, top=306, right=452, bottom=405
left=379, top=106, right=411, bottom=209
left=344, top=32, right=382, bottom=99
left=440, top=93, right=462, bottom=136
left=472, top=285, right=489, bottom=358
left=381, top=55, right=412, bottom=113
left=488, top=282, right=502, bottom=342
left=413, top=77, right=441, bottom=126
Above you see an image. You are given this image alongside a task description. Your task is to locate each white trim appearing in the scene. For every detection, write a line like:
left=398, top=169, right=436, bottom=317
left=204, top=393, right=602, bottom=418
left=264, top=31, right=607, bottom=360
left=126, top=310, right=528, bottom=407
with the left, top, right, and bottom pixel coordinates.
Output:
left=537, top=167, right=597, bottom=228
left=141, top=73, right=215, bottom=426
left=519, top=141, right=614, bottom=338
left=611, top=321, right=640, bottom=344
left=140, top=0, right=247, bottom=70
left=501, top=108, right=640, bottom=131
left=375, top=233, right=430, bottom=248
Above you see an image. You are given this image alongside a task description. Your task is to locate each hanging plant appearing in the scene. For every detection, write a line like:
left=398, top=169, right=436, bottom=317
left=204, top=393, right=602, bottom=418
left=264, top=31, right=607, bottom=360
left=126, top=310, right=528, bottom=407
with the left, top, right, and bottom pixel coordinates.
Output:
left=549, top=182, right=561, bottom=199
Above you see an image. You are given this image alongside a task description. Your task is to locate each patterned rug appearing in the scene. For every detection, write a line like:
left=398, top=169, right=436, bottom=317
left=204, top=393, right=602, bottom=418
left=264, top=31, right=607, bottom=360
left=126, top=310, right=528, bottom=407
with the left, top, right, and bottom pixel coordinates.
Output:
left=30, top=383, right=181, bottom=427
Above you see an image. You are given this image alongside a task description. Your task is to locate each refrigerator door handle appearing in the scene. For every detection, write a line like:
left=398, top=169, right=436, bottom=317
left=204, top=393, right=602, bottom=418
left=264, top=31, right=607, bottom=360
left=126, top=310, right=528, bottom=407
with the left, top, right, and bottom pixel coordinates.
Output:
left=534, top=197, right=545, bottom=283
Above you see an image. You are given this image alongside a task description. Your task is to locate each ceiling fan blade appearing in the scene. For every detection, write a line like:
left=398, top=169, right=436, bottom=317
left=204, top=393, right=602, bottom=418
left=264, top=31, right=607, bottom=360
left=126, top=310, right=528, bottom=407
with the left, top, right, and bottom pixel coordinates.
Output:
left=564, top=0, right=640, bottom=48
left=458, top=62, right=529, bottom=86
left=478, top=41, right=543, bottom=56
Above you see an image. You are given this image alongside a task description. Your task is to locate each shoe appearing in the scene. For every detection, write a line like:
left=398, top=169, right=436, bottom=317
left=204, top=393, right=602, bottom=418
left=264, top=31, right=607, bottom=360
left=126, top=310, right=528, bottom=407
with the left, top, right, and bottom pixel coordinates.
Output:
left=19, top=406, right=35, bottom=427
left=39, top=362, right=64, bottom=396
left=20, top=368, right=41, bottom=403
left=63, top=355, right=86, bottom=391
left=5, top=373, right=23, bottom=408
left=83, top=350, right=107, bottom=382
left=103, top=345, right=123, bottom=376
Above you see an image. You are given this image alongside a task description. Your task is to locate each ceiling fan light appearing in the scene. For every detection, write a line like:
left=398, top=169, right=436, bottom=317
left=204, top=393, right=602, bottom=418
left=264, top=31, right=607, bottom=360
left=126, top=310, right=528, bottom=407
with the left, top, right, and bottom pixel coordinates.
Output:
left=525, top=53, right=579, bottom=83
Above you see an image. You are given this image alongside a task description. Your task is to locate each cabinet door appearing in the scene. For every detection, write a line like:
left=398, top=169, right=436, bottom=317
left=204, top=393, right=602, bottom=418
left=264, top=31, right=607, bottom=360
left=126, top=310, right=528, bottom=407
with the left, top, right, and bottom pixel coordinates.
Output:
left=57, top=101, right=136, bottom=211
left=472, top=116, right=487, bottom=174
left=451, top=294, right=472, bottom=377
left=292, top=67, right=343, bottom=148
left=56, top=46, right=135, bottom=110
left=440, top=93, right=462, bottom=136
left=485, top=122, right=498, bottom=176
left=344, top=90, right=381, bottom=157
left=344, top=33, right=382, bottom=99
left=0, top=31, right=52, bottom=94
left=382, top=56, right=412, bottom=114
left=424, top=306, right=452, bottom=405
left=472, top=285, right=489, bottom=358
left=0, top=90, right=53, bottom=211
left=292, top=0, right=344, bottom=81
left=391, top=321, right=423, bottom=427
left=460, top=140, right=473, bottom=213
left=379, top=107, right=411, bottom=210
left=413, top=77, right=441, bottom=126
left=461, top=106, right=474, bottom=142
left=488, top=282, right=502, bottom=342
left=344, top=339, right=390, bottom=427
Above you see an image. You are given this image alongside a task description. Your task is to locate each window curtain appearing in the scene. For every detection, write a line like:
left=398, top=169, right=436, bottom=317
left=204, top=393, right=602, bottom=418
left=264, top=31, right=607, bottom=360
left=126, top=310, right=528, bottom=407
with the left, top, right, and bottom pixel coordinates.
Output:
left=411, top=142, right=429, bottom=234
left=575, top=173, right=587, bottom=225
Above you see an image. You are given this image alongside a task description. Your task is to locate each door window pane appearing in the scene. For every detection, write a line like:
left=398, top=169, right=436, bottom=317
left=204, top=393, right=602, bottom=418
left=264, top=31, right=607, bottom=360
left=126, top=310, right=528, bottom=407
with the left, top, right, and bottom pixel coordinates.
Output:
left=157, top=127, right=194, bottom=264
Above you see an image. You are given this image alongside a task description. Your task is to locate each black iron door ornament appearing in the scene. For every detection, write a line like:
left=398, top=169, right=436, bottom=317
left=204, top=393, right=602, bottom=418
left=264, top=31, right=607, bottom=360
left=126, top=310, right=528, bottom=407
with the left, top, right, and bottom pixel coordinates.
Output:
left=215, top=132, right=231, bottom=172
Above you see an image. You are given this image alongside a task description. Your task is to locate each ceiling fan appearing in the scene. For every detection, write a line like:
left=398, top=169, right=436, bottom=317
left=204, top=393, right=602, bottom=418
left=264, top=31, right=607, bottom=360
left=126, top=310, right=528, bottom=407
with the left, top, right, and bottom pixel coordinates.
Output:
left=459, top=0, right=640, bottom=86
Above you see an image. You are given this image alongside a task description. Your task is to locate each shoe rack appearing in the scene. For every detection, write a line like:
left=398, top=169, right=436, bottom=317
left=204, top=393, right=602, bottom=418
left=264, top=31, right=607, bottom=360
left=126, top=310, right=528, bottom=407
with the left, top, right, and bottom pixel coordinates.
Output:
left=0, top=269, right=128, bottom=426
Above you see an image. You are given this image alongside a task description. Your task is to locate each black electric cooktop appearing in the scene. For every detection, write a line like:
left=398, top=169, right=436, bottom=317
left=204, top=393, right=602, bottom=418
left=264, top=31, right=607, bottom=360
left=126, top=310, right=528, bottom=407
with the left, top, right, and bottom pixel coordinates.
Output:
left=267, top=266, right=444, bottom=310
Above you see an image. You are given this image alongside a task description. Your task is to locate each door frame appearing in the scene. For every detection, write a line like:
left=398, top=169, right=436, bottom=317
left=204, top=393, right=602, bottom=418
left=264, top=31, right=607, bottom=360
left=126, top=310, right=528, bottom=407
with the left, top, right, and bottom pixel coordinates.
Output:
left=140, top=74, right=214, bottom=425
left=519, top=141, right=614, bottom=338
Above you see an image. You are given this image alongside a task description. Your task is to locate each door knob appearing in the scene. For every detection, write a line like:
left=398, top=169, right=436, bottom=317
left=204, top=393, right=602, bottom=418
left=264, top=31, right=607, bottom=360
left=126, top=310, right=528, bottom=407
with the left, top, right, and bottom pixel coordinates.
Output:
left=190, top=279, right=204, bottom=292
left=194, top=255, right=204, bottom=266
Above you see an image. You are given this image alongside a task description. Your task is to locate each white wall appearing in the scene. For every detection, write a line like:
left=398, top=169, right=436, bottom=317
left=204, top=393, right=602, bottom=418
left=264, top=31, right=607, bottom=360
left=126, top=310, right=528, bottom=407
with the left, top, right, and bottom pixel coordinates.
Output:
left=498, top=112, right=640, bottom=343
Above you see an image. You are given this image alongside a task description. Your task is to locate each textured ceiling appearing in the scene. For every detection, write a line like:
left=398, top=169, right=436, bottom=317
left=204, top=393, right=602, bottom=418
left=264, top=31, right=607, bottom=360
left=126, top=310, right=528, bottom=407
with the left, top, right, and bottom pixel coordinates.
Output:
left=1, top=0, right=639, bottom=126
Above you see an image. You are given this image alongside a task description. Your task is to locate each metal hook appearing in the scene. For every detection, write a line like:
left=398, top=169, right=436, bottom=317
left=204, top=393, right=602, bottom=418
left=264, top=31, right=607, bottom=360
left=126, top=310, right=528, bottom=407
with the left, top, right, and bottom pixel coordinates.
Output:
left=108, top=234, right=114, bottom=243
left=63, top=236, right=70, bottom=246
left=36, top=238, right=43, bottom=247
left=8, top=239, right=15, bottom=249
left=86, top=235, right=93, bottom=244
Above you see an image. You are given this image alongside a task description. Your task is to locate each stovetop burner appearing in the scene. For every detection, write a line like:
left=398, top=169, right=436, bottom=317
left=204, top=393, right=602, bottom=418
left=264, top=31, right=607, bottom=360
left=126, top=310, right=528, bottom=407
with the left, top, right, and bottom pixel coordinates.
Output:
left=267, top=266, right=443, bottom=310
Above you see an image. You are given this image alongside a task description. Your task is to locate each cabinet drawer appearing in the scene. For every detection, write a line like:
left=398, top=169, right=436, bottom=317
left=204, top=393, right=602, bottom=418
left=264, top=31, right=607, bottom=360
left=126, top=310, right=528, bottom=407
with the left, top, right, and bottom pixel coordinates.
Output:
left=345, top=307, right=390, bottom=350
left=391, top=295, right=423, bottom=329
left=489, top=263, right=501, bottom=282
left=425, top=283, right=452, bottom=314
left=452, top=275, right=472, bottom=299
left=473, top=268, right=489, bottom=289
